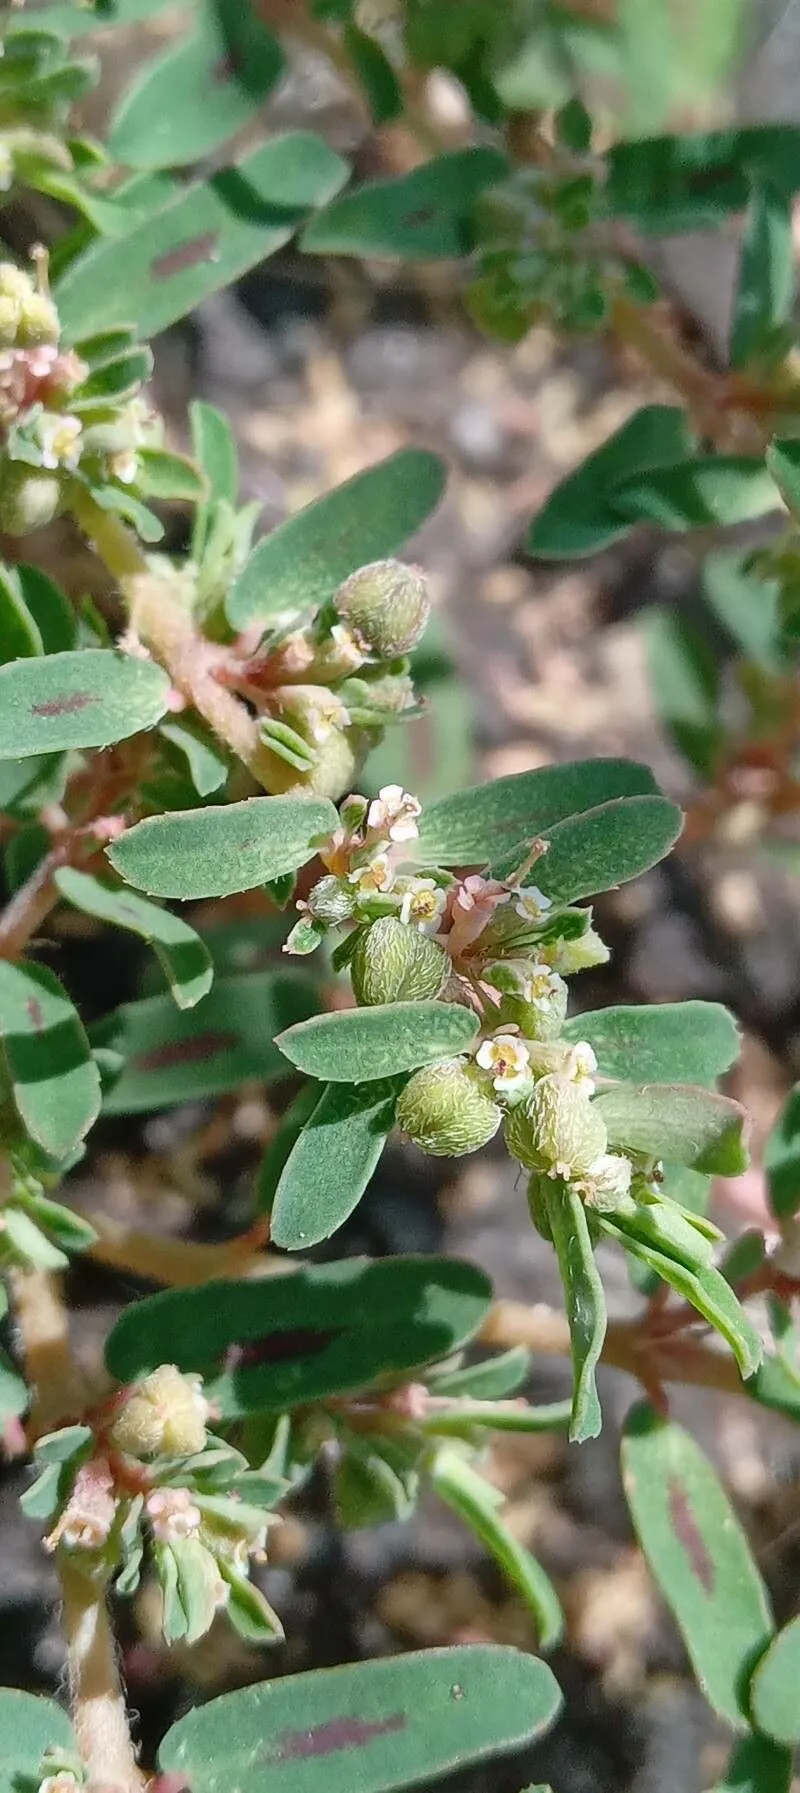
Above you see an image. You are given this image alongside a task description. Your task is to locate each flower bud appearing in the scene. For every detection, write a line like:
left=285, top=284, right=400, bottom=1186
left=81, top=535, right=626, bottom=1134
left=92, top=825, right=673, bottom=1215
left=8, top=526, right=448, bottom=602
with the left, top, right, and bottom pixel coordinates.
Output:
left=504, top=1074, right=607, bottom=1179
left=396, top=1056, right=501, bottom=1156
left=351, top=915, right=447, bottom=1005
left=306, top=874, right=356, bottom=925
left=0, top=465, right=62, bottom=534
left=334, top=559, right=430, bottom=658
left=109, top=1364, right=208, bottom=1459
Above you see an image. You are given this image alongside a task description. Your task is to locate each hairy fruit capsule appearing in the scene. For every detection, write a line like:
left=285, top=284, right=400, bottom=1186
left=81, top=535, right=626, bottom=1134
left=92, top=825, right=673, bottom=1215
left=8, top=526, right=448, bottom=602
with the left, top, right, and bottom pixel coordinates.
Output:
left=396, top=1056, right=501, bottom=1156
left=334, top=559, right=430, bottom=658
left=504, top=1074, right=607, bottom=1179
left=109, top=1364, right=208, bottom=1459
left=351, top=914, right=448, bottom=1005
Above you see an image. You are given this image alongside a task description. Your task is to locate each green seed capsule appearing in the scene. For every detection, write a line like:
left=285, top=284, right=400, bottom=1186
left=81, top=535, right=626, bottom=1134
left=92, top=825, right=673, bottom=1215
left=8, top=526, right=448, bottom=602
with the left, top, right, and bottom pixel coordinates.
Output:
left=306, top=875, right=356, bottom=925
left=396, top=1057, right=501, bottom=1157
left=335, top=559, right=430, bottom=659
left=351, top=915, right=448, bottom=1006
left=504, top=1074, right=607, bottom=1177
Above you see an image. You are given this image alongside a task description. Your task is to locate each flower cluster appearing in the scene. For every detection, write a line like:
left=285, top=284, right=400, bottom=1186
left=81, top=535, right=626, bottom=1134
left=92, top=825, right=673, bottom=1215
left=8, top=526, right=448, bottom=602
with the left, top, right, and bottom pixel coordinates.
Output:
left=28, top=1366, right=281, bottom=1648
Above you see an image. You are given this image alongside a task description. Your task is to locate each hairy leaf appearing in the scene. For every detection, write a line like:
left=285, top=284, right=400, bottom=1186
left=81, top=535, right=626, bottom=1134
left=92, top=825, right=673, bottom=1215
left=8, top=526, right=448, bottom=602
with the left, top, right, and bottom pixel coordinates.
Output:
left=276, top=1001, right=478, bottom=1082
left=0, top=960, right=100, bottom=1157
left=562, top=1003, right=740, bottom=1087
left=109, top=0, right=283, bottom=168
left=749, top=1615, right=800, bottom=1743
left=544, top=1180, right=605, bottom=1442
left=270, top=1078, right=403, bottom=1250
left=227, top=448, right=445, bottom=629
left=108, top=795, right=337, bottom=899
left=594, top=1082, right=750, bottom=1175
left=302, top=148, right=508, bottom=259
left=526, top=796, right=684, bottom=902
left=415, top=757, right=660, bottom=867
left=0, top=1689, right=75, bottom=1793
left=527, top=407, right=694, bottom=558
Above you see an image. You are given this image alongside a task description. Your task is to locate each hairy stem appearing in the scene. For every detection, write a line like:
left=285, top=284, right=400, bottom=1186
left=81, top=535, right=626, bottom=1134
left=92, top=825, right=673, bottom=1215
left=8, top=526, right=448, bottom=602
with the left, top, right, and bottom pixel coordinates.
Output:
left=61, top=1559, right=145, bottom=1793
left=12, top=1267, right=84, bottom=1439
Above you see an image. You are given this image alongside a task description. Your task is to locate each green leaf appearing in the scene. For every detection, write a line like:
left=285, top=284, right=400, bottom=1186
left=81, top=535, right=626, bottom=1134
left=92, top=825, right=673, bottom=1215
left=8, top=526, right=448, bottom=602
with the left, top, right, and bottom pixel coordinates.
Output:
left=302, top=147, right=508, bottom=259
left=158, top=1644, right=561, bottom=1793
left=54, top=868, right=213, bottom=1010
left=107, top=795, right=337, bottom=899
left=134, top=447, right=207, bottom=502
left=190, top=399, right=238, bottom=507
left=544, top=1180, right=605, bottom=1442
left=562, top=1003, right=740, bottom=1088
left=621, top=1404, right=774, bottom=1729
left=256, top=1080, right=321, bottom=1215
left=526, top=407, right=694, bottom=559
left=105, top=1256, right=493, bottom=1416
left=431, top=1449, right=563, bottom=1650
left=276, top=1001, right=478, bottom=1083
left=594, top=1082, right=750, bottom=1174
left=642, top=610, right=722, bottom=779
left=344, top=21, right=403, bottom=124
left=0, top=1690, right=75, bottom=1793
left=270, top=1077, right=403, bottom=1249
left=95, top=968, right=318, bottom=1115
left=226, top=448, right=446, bottom=630
left=72, top=344, right=153, bottom=405
left=749, top=1615, right=800, bottom=1743
left=707, top=1734, right=793, bottom=1793
left=730, top=183, right=794, bottom=368
left=611, top=458, right=781, bottom=531
left=108, top=0, right=283, bottom=169
left=765, top=1086, right=800, bottom=1219
left=0, top=563, right=41, bottom=661
left=427, top=1346, right=530, bottom=1401
left=525, top=796, right=683, bottom=903
left=703, top=551, right=784, bottom=672
left=604, top=127, right=800, bottom=235
left=56, top=132, right=349, bottom=342
left=766, top=436, right=800, bottom=521
left=158, top=716, right=229, bottom=797
left=0, top=649, right=170, bottom=757
left=16, top=563, right=76, bottom=653
left=415, top=757, right=660, bottom=867
left=0, top=1348, right=27, bottom=1425
left=0, top=960, right=101, bottom=1157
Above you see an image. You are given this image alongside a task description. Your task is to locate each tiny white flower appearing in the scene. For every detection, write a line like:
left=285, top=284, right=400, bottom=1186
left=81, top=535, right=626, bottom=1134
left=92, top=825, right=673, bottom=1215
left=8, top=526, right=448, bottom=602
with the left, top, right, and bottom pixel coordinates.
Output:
left=476, top=1032, right=531, bottom=1094
left=399, top=876, right=447, bottom=934
left=563, top=1040, right=598, bottom=1095
left=514, top=885, right=552, bottom=924
left=523, top=961, right=564, bottom=1011
left=329, top=621, right=364, bottom=670
left=38, top=1775, right=81, bottom=1793
left=368, top=783, right=422, bottom=842
left=146, top=1486, right=202, bottom=1543
left=306, top=692, right=350, bottom=743
left=349, top=852, right=395, bottom=895
left=581, top=1152, right=632, bottom=1206
left=37, top=411, right=82, bottom=471
left=110, top=448, right=138, bottom=484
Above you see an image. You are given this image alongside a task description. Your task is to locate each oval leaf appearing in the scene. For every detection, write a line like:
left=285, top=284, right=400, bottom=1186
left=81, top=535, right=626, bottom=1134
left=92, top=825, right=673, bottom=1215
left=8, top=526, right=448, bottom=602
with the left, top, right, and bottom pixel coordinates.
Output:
left=527, top=796, right=684, bottom=903
left=105, top=1255, right=493, bottom=1415
left=415, top=757, right=661, bottom=868
left=158, top=1645, right=561, bottom=1793
left=562, top=1003, right=740, bottom=1088
left=302, top=148, right=508, bottom=260
left=0, top=649, right=170, bottom=757
left=544, top=1180, right=605, bottom=1442
left=276, top=1001, right=478, bottom=1082
left=270, top=1077, right=403, bottom=1250
left=54, top=868, right=213, bottom=1010
left=108, top=795, right=337, bottom=899
left=765, top=1085, right=800, bottom=1219
left=594, top=1082, right=750, bottom=1175
left=0, top=1690, right=75, bottom=1793
left=0, top=960, right=100, bottom=1157
left=749, top=1615, right=800, bottom=1744
left=612, top=458, right=781, bottom=531
left=109, top=0, right=283, bottom=169
left=708, top=1735, right=792, bottom=1793
left=227, top=448, right=446, bottom=630
left=96, top=969, right=318, bottom=1114
left=621, top=1404, right=773, bottom=1729
left=56, top=133, right=349, bottom=343
left=431, top=1449, right=563, bottom=1650
left=527, top=406, right=694, bottom=559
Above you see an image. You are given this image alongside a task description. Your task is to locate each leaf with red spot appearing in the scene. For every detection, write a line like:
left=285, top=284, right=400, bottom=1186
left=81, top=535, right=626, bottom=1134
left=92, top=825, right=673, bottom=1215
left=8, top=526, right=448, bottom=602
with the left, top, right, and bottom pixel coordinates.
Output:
left=0, top=960, right=101, bottom=1159
left=93, top=967, right=320, bottom=1115
left=157, top=1644, right=561, bottom=1793
left=621, top=1404, right=774, bottom=1730
left=108, top=0, right=283, bottom=170
left=104, top=1256, right=493, bottom=1417
left=55, top=132, right=348, bottom=343
left=0, top=649, right=170, bottom=758
left=302, top=148, right=508, bottom=260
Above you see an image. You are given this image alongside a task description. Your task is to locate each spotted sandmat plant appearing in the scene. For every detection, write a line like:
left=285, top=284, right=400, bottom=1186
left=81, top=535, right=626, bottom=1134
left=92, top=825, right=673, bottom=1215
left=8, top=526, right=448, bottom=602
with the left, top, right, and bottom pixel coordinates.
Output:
left=1, top=3, right=800, bottom=1792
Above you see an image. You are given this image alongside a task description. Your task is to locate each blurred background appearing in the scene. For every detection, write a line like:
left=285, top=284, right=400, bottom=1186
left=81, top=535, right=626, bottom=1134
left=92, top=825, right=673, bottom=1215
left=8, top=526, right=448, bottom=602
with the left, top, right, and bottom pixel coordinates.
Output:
left=8, top=3, right=800, bottom=1788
